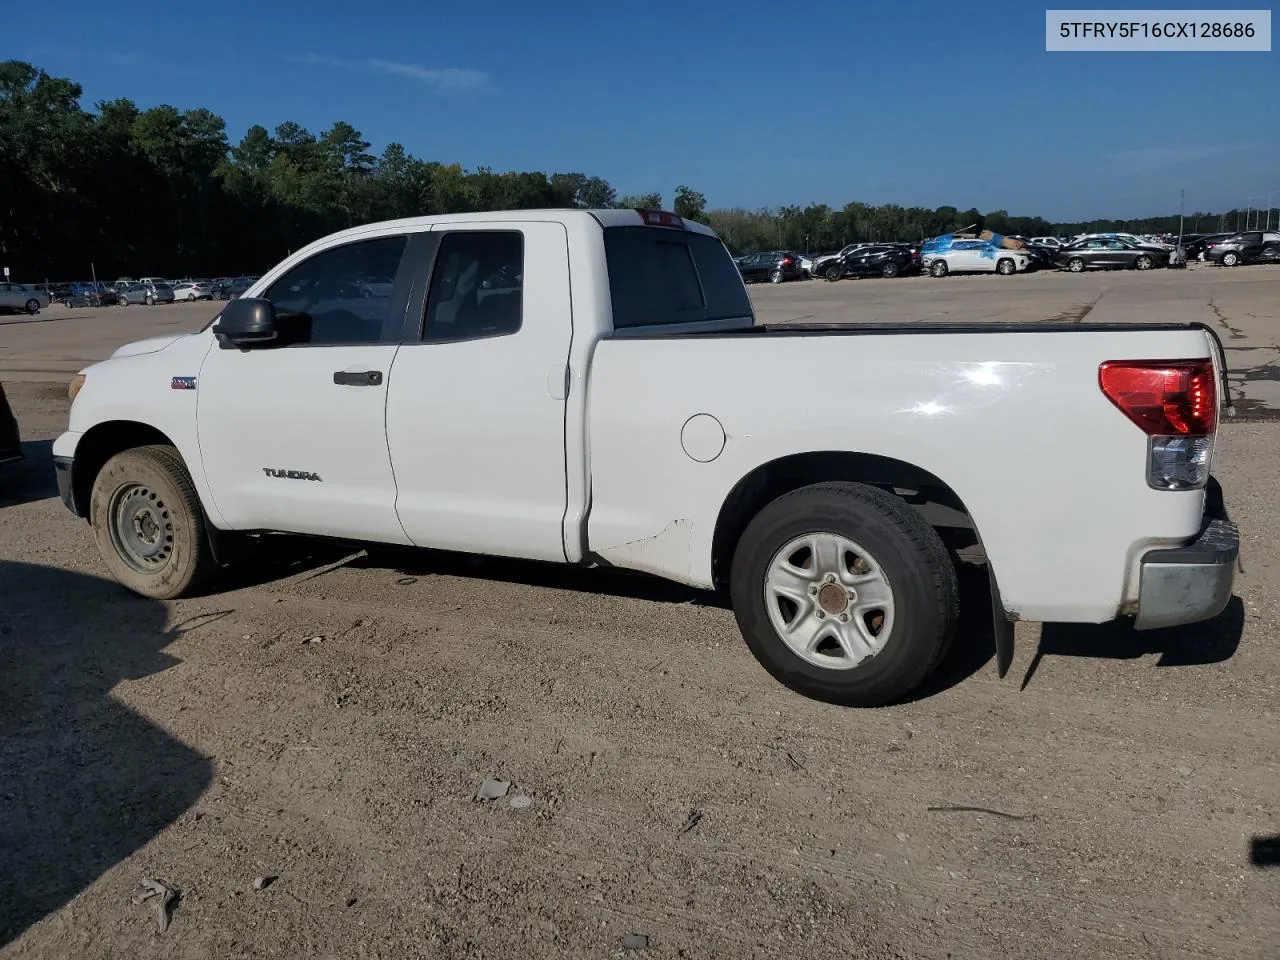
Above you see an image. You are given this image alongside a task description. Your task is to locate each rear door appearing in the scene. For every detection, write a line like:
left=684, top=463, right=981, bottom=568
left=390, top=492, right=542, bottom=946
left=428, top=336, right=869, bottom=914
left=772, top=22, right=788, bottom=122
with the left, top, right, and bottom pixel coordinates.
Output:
left=385, top=221, right=574, bottom=562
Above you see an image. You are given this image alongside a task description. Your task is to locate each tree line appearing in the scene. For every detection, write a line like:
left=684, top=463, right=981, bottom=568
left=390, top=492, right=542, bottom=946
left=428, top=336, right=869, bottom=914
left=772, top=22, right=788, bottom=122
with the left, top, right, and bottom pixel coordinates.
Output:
left=0, top=60, right=1257, bottom=281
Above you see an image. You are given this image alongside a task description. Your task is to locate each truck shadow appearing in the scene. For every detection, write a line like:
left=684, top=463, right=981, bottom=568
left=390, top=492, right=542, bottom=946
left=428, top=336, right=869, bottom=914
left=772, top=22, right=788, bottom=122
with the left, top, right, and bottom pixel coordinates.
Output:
left=0, top=561, right=212, bottom=947
left=0, top=439, right=58, bottom=509
left=1022, top=597, right=1244, bottom=689
left=352, top=545, right=731, bottom=608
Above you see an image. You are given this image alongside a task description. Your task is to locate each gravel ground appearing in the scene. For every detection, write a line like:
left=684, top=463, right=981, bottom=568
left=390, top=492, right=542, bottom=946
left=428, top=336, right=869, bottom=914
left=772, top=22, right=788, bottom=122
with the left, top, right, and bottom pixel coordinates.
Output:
left=1, top=269, right=1277, bottom=959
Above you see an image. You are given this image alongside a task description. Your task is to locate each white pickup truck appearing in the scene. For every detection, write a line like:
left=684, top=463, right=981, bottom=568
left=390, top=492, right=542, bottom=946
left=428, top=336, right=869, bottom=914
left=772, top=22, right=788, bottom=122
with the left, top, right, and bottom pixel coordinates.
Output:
left=54, top=208, right=1240, bottom=706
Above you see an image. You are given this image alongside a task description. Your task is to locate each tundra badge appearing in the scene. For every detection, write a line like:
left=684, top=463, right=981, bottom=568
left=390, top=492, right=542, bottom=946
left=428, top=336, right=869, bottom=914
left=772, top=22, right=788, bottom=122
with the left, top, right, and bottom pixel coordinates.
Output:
left=263, top=468, right=323, bottom=481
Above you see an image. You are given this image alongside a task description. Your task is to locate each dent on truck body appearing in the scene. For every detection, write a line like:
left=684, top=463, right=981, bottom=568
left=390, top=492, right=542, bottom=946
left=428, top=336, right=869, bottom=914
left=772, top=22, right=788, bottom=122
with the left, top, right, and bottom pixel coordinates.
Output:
left=592, top=517, right=696, bottom=582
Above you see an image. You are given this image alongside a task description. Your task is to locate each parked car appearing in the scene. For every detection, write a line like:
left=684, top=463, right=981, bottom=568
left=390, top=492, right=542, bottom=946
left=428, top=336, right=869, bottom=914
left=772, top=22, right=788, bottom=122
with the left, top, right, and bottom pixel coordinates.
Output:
left=736, top=251, right=803, bottom=284
left=0, top=282, right=51, bottom=314
left=1205, top=231, right=1280, bottom=267
left=822, top=244, right=915, bottom=280
left=1030, top=236, right=1065, bottom=248
left=1054, top=238, right=1171, bottom=272
left=60, top=282, right=119, bottom=308
left=54, top=207, right=1238, bottom=708
left=1075, top=232, right=1175, bottom=251
left=921, top=239, right=1030, bottom=277
left=213, top=276, right=257, bottom=300
left=173, top=281, right=214, bottom=301
left=0, top=379, right=20, bottom=465
left=117, top=281, right=176, bottom=306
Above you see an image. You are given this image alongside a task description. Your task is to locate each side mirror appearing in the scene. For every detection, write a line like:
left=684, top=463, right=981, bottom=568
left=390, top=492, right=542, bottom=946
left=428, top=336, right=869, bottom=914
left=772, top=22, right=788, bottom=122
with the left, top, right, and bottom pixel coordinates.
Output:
left=213, top=297, right=278, bottom=350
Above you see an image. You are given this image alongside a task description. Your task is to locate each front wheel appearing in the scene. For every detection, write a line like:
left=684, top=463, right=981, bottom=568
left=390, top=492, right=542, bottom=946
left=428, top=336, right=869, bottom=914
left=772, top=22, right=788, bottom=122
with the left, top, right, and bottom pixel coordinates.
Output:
left=929, top=260, right=948, bottom=278
left=90, top=445, right=217, bottom=600
left=729, top=481, right=959, bottom=707
left=1067, top=257, right=1086, bottom=273
left=996, top=258, right=1016, bottom=275
left=824, top=264, right=842, bottom=282
left=25, top=298, right=40, bottom=314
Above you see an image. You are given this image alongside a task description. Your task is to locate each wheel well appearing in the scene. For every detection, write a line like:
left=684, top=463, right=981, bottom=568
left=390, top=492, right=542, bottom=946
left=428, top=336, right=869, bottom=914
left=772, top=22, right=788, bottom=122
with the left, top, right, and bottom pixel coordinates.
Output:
left=69, top=421, right=176, bottom=516
left=710, top=452, right=979, bottom=589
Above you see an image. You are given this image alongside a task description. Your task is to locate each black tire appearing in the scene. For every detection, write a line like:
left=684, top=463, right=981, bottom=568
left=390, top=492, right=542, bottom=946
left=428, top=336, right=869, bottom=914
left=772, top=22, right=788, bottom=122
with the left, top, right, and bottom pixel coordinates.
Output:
left=1067, top=257, right=1086, bottom=273
left=824, top=263, right=842, bottom=282
left=1134, top=255, right=1153, bottom=271
left=996, top=258, right=1015, bottom=275
left=881, top=261, right=900, bottom=279
left=1222, top=251, right=1240, bottom=267
left=929, top=260, right=948, bottom=278
left=25, top=298, right=40, bottom=314
left=90, top=444, right=217, bottom=600
left=770, top=268, right=784, bottom=284
left=729, top=481, right=959, bottom=707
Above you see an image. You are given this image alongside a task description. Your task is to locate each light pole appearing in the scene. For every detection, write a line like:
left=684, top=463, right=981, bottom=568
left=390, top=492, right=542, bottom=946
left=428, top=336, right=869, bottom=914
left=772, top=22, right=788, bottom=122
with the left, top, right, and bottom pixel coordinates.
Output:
left=1267, top=190, right=1280, bottom=231
left=1246, top=197, right=1264, bottom=231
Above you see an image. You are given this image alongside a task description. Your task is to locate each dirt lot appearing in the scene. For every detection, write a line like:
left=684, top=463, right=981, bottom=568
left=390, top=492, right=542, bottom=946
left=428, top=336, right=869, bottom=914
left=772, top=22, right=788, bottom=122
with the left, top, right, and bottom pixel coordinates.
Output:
left=2, top=267, right=1278, bottom=959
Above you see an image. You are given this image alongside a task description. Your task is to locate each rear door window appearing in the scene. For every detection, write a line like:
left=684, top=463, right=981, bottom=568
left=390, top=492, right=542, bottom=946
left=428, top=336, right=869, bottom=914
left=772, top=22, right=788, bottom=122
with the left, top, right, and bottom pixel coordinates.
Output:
left=604, top=227, right=753, bottom=329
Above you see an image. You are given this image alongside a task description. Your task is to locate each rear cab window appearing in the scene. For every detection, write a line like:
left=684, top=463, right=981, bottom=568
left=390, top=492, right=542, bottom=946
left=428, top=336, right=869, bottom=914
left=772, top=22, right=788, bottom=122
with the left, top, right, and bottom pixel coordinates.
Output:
left=603, top=226, right=754, bottom=331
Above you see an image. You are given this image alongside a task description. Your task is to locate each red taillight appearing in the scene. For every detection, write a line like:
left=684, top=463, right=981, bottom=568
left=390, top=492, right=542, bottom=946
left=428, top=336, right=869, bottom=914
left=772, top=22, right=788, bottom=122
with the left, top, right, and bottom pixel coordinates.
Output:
left=782, top=257, right=794, bottom=265
left=636, top=209, right=685, bottom=229
left=1099, top=360, right=1216, bottom=436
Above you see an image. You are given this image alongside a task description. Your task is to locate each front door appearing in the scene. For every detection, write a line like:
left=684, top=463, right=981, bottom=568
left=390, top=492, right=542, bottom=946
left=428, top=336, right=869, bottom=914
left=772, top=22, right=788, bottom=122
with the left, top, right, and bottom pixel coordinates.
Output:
left=195, top=233, right=415, bottom=543
left=385, top=221, right=573, bottom=562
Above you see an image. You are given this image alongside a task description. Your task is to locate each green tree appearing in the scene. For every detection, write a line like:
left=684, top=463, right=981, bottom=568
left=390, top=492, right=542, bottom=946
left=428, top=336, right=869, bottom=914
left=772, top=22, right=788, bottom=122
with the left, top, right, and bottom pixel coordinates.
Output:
left=673, top=185, right=708, bottom=223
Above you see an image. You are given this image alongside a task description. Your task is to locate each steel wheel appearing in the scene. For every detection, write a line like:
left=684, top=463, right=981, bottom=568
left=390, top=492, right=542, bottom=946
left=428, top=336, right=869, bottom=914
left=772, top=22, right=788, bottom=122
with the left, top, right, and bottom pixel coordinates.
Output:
left=763, top=532, right=895, bottom=670
left=107, top=482, right=175, bottom=574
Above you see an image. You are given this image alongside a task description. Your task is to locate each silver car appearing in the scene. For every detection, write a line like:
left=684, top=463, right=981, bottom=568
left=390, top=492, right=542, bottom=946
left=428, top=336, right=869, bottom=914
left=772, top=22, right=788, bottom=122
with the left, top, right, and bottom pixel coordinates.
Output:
left=0, top=282, right=51, bottom=315
left=117, top=281, right=176, bottom=306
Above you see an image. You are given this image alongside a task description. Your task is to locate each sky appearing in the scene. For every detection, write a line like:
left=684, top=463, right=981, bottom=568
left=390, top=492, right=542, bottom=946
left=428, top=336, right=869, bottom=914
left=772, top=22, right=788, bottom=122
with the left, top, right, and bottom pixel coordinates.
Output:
left=7, top=0, right=1279, bottom=221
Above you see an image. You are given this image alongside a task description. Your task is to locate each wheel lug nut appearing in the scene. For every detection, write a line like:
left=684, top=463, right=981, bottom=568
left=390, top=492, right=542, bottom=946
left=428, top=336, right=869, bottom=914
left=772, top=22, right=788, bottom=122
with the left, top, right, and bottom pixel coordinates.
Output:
left=815, top=611, right=825, bottom=619
left=809, top=585, right=818, bottom=595
left=839, top=613, right=849, bottom=622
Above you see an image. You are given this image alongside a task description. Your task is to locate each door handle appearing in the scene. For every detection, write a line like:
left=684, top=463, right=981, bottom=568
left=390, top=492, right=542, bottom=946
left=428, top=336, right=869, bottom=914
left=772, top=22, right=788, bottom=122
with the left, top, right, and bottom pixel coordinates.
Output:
left=333, top=370, right=383, bottom=386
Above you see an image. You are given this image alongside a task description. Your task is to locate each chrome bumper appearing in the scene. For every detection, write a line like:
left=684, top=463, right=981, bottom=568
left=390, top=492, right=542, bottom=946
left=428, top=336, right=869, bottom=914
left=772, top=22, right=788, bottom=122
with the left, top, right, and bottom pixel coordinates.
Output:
left=1134, top=518, right=1238, bottom=630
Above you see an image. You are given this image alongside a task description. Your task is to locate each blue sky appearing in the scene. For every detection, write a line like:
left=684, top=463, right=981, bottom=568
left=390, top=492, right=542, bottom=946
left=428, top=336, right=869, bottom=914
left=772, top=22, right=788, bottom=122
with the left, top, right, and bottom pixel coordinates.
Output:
left=8, top=0, right=1278, bottom=220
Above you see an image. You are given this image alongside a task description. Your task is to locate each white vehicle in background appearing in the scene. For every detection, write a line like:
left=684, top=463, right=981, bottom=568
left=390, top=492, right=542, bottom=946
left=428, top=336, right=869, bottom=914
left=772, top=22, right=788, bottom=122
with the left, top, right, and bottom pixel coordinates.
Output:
left=173, top=281, right=214, bottom=301
left=1030, top=236, right=1065, bottom=248
left=0, top=281, right=51, bottom=315
left=921, top=239, right=1029, bottom=277
left=54, top=207, right=1238, bottom=707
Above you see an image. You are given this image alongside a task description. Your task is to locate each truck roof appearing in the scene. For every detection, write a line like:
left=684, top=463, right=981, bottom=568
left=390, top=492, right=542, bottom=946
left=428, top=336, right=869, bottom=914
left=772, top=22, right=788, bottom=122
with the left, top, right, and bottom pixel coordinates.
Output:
left=304, top=208, right=719, bottom=248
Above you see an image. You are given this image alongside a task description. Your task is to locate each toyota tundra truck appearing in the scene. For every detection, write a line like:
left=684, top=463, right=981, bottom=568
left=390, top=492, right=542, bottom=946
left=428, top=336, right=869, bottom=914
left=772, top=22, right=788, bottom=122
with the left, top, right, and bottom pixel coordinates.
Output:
left=53, top=208, right=1239, bottom=706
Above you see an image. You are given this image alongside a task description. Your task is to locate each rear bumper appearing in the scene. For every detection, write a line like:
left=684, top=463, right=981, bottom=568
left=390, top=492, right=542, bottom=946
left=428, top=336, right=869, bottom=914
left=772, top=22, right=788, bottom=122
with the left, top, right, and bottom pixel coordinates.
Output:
left=1134, top=518, right=1238, bottom=630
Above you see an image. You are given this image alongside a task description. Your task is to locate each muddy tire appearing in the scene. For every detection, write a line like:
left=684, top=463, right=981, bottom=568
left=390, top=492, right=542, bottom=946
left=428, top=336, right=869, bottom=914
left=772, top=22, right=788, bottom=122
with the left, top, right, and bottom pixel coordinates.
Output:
left=90, top=444, right=217, bottom=599
left=729, top=481, right=959, bottom=707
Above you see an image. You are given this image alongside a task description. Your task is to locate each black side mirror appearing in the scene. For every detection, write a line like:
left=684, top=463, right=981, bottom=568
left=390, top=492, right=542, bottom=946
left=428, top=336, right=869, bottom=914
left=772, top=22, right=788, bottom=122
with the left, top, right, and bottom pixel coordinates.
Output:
left=213, top=297, right=278, bottom=350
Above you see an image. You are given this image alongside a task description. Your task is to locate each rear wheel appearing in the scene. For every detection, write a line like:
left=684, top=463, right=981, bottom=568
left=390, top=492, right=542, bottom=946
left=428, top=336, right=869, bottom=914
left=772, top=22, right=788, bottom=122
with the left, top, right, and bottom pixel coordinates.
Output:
left=996, top=258, right=1016, bottom=275
left=90, top=445, right=217, bottom=600
left=1135, top=255, right=1153, bottom=270
left=770, top=268, right=784, bottom=284
left=824, top=263, right=843, bottom=282
left=929, top=260, right=948, bottom=278
left=1067, top=257, right=1086, bottom=273
left=24, top=298, right=39, bottom=314
left=881, top=261, right=900, bottom=279
left=1222, top=251, right=1240, bottom=267
left=145, top=293, right=154, bottom=306
left=729, top=481, right=959, bottom=707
